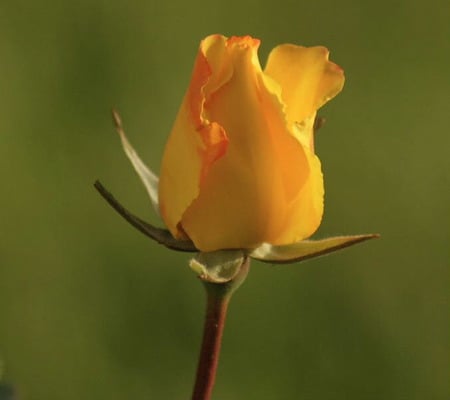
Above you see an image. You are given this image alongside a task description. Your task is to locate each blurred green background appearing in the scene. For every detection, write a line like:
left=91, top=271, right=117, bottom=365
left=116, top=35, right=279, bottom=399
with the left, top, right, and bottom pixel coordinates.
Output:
left=0, top=0, right=448, bottom=399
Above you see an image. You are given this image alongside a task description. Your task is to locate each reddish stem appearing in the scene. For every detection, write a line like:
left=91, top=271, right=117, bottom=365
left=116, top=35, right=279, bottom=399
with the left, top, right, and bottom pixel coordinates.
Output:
left=191, top=257, right=250, bottom=400
left=191, top=289, right=230, bottom=400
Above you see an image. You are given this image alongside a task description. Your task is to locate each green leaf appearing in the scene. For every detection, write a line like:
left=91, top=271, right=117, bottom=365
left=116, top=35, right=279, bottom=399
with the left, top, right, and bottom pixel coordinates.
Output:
left=250, top=234, right=379, bottom=264
left=190, top=250, right=246, bottom=283
left=112, top=109, right=160, bottom=216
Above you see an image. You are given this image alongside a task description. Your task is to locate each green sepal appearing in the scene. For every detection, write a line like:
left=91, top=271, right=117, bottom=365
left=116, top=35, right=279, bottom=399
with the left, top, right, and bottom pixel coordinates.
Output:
left=190, top=250, right=247, bottom=284
left=112, top=109, right=160, bottom=216
left=94, top=181, right=197, bottom=252
left=250, top=234, right=379, bottom=264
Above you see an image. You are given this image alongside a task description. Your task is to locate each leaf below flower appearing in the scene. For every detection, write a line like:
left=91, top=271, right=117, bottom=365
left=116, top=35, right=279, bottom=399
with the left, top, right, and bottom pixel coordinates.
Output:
left=250, top=234, right=379, bottom=264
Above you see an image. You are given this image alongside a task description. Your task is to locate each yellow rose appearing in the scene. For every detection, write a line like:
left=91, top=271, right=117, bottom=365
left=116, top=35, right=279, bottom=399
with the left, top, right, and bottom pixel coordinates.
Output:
left=159, top=34, right=344, bottom=252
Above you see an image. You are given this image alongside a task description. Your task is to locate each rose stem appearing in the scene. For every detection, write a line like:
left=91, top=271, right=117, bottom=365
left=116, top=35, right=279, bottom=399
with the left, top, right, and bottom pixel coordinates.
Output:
left=191, top=258, right=250, bottom=400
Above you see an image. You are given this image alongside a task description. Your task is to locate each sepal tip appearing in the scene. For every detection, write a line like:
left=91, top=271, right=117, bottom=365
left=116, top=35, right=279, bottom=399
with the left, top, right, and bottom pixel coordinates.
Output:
left=250, top=233, right=380, bottom=264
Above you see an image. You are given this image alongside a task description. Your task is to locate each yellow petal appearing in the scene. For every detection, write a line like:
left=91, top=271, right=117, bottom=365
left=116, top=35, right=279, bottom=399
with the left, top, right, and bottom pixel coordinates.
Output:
left=160, top=36, right=338, bottom=251
left=158, top=35, right=230, bottom=238
left=260, top=45, right=338, bottom=242
left=181, top=37, right=311, bottom=251
left=271, top=149, right=324, bottom=245
left=158, top=107, right=205, bottom=238
left=264, top=45, right=345, bottom=125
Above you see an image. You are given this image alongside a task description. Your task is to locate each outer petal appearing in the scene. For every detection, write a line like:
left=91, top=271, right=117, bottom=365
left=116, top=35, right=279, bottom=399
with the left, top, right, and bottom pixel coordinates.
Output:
left=264, top=45, right=344, bottom=147
left=273, top=148, right=324, bottom=244
left=260, top=45, right=344, bottom=244
left=158, top=35, right=230, bottom=238
left=180, top=37, right=311, bottom=251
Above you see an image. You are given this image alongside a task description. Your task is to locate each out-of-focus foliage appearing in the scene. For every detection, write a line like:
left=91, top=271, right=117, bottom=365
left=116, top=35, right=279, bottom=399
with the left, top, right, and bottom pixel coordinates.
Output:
left=0, top=1, right=448, bottom=399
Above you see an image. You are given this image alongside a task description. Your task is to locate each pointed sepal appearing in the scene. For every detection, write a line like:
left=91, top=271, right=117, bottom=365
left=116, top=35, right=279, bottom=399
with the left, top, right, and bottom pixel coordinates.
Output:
left=250, top=234, right=379, bottom=264
left=112, top=109, right=160, bottom=215
left=94, top=180, right=197, bottom=252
